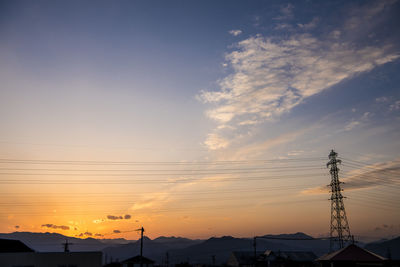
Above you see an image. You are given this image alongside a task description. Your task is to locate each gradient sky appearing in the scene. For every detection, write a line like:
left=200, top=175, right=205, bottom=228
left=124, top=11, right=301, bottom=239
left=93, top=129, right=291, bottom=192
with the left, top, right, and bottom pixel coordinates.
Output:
left=0, top=0, right=399, bottom=242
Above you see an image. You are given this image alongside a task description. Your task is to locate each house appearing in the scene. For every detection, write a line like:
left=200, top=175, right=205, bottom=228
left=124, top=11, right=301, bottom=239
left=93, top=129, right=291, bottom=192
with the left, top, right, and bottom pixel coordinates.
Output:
left=121, top=255, right=155, bottom=267
left=227, top=251, right=265, bottom=267
left=0, top=238, right=35, bottom=253
left=0, top=238, right=102, bottom=267
left=227, top=250, right=317, bottom=267
left=263, top=250, right=317, bottom=267
left=317, top=244, right=386, bottom=267
left=103, top=262, right=122, bottom=267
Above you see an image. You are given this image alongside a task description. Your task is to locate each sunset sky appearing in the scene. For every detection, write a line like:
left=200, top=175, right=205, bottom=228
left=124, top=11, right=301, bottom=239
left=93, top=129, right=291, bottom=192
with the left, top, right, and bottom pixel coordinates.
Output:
left=0, top=0, right=399, bottom=242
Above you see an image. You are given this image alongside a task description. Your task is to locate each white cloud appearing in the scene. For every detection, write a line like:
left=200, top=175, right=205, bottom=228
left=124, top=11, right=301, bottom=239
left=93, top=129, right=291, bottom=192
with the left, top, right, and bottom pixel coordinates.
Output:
left=297, top=17, right=319, bottom=30
left=239, top=120, right=259, bottom=126
left=287, top=150, right=304, bottom=156
left=361, top=112, right=371, bottom=120
left=275, top=3, right=294, bottom=20
left=201, top=36, right=398, bottom=125
left=343, top=112, right=371, bottom=132
left=229, top=30, right=242, bottom=36
left=331, top=30, right=341, bottom=39
left=227, top=127, right=310, bottom=160
left=130, top=193, right=170, bottom=211
left=376, top=96, right=389, bottom=103
left=204, top=133, right=230, bottom=150
left=344, top=121, right=361, bottom=131
left=199, top=1, right=399, bottom=150
left=389, top=100, right=400, bottom=111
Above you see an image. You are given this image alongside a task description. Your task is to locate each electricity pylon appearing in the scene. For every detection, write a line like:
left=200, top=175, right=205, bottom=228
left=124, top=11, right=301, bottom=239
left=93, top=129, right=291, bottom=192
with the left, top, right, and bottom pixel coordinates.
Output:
left=327, top=150, right=352, bottom=251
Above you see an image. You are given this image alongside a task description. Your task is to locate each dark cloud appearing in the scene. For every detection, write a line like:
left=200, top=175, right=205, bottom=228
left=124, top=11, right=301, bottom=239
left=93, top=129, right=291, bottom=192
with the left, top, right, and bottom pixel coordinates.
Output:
left=41, top=224, right=70, bottom=230
left=77, top=232, right=93, bottom=237
left=15, top=225, right=20, bottom=229
left=107, top=215, right=123, bottom=220
left=113, top=230, right=121, bottom=233
left=342, top=161, right=400, bottom=190
left=95, top=233, right=104, bottom=237
left=304, top=159, right=400, bottom=194
left=124, top=214, right=131, bottom=220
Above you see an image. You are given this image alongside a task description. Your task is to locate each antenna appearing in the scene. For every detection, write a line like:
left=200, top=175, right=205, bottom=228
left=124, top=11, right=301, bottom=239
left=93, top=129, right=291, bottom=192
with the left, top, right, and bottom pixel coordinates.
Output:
left=327, top=150, right=352, bottom=251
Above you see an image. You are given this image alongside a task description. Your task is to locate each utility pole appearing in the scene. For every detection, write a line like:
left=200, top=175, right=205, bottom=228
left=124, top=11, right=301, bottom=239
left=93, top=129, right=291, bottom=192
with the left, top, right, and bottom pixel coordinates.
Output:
left=253, top=236, right=257, bottom=267
left=327, top=150, right=352, bottom=252
left=136, top=227, right=145, bottom=267
left=62, top=239, right=72, bottom=252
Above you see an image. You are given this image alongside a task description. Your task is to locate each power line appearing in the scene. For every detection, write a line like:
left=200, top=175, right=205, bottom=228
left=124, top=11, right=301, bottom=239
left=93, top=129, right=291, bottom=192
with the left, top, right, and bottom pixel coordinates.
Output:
left=0, top=157, right=326, bottom=165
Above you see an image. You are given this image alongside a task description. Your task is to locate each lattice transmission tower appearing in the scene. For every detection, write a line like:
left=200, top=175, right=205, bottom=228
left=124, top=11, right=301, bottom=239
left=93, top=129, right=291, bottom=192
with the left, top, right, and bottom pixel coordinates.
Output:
left=327, top=150, right=352, bottom=252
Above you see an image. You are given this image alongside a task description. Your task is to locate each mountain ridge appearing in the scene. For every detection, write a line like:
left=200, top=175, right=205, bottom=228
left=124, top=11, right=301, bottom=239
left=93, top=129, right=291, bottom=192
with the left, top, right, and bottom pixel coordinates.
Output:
left=1, top=231, right=397, bottom=263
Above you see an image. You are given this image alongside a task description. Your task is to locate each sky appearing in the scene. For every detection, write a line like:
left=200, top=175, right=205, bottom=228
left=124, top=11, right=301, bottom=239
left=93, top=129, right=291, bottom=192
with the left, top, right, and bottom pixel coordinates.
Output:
left=0, top=0, right=399, bottom=242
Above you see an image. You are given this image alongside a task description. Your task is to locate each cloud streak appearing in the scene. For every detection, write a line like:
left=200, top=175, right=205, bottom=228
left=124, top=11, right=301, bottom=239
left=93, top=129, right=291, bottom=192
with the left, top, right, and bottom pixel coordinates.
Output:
left=303, top=158, right=400, bottom=194
left=93, top=214, right=132, bottom=224
left=107, top=215, right=123, bottom=220
left=41, top=224, right=70, bottom=231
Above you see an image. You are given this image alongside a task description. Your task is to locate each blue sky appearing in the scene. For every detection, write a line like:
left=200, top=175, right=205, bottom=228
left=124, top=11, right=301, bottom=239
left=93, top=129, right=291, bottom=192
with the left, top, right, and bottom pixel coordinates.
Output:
left=0, top=0, right=399, bottom=240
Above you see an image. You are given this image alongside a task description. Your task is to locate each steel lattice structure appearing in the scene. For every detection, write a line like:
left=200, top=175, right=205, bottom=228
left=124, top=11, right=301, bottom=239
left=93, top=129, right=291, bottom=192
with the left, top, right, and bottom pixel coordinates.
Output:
left=327, top=150, right=352, bottom=251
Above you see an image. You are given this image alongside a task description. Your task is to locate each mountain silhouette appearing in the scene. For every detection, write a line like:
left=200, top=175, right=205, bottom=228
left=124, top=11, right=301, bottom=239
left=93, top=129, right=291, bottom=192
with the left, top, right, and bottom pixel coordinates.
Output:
left=364, top=236, right=400, bottom=259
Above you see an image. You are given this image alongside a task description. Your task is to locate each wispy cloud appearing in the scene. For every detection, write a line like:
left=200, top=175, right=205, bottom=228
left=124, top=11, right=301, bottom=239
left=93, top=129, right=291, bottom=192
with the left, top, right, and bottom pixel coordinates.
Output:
left=297, top=17, right=319, bottom=30
left=228, top=127, right=310, bottom=160
left=376, top=96, right=389, bottom=103
left=229, top=30, right=242, bottom=36
left=389, top=100, right=400, bottom=111
left=342, top=111, right=372, bottom=132
left=287, top=150, right=304, bottom=156
left=199, top=1, right=399, bottom=150
left=303, top=158, right=400, bottom=194
left=344, top=121, right=361, bottom=131
left=130, top=193, right=171, bottom=211
left=204, top=133, right=230, bottom=150
left=274, top=3, right=294, bottom=20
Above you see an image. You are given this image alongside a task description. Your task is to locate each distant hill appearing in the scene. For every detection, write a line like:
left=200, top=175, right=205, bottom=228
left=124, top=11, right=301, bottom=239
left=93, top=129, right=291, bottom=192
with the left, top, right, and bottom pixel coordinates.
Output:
left=259, top=232, right=330, bottom=256
left=102, top=235, right=308, bottom=265
left=103, top=236, right=202, bottom=263
left=153, top=236, right=203, bottom=250
left=365, top=236, right=400, bottom=259
left=0, top=232, right=123, bottom=252
left=262, top=232, right=314, bottom=239
left=165, top=235, right=297, bottom=265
